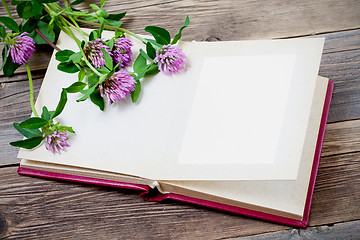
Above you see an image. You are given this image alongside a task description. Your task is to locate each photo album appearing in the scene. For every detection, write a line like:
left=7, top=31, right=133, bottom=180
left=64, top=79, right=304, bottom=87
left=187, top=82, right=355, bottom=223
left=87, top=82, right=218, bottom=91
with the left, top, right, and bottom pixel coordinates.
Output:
left=17, top=29, right=333, bottom=228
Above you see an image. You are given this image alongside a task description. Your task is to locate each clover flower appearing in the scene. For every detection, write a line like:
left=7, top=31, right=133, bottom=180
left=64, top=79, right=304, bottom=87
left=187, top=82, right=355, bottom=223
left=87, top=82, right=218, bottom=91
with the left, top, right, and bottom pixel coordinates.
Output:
left=111, top=37, right=133, bottom=68
left=84, top=38, right=111, bottom=68
left=154, top=44, right=187, bottom=75
left=99, top=69, right=136, bottom=104
left=7, top=32, right=36, bottom=65
left=44, top=130, right=70, bottom=154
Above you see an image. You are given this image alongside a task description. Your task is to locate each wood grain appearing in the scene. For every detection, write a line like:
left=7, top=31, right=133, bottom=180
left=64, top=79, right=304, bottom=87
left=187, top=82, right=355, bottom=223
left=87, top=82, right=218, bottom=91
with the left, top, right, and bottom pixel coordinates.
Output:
left=320, top=30, right=360, bottom=122
left=2, top=0, right=359, bottom=39
left=310, top=152, right=360, bottom=226
left=322, top=119, right=360, bottom=157
left=235, top=220, right=360, bottom=240
left=0, top=78, right=42, bottom=165
left=0, top=151, right=359, bottom=239
left=1, top=0, right=360, bottom=75
left=0, top=166, right=288, bottom=240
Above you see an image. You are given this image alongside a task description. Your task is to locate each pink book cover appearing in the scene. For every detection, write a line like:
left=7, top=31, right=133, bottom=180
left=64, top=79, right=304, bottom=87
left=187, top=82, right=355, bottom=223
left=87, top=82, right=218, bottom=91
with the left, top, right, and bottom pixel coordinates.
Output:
left=18, top=81, right=334, bottom=228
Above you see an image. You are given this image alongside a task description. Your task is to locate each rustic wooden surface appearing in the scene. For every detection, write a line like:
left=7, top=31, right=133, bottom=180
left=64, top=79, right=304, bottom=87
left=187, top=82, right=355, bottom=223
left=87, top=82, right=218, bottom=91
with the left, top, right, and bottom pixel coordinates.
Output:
left=1, top=0, right=360, bottom=239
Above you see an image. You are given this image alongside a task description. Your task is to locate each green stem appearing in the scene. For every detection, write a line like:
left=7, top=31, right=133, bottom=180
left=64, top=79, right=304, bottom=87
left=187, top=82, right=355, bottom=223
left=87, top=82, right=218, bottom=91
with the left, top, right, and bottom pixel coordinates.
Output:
left=1, top=0, right=13, bottom=18
left=63, top=0, right=69, bottom=8
left=65, top=14, right=89, bottom=39
left=26, top=63, right=39, bottom=117
left=76, top=19, right=149, bottom=44
left=64, top=10, right=89, bottom=17
left=48, top=3, right=89, bottom=39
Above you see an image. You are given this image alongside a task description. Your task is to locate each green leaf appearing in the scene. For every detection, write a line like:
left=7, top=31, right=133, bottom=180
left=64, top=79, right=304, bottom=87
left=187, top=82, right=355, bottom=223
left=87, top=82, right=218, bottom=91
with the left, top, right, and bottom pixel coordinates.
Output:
left=66, top=82, right=86, bottom=93
left=98, top=17, right=105, bottom=37
left=52, top=89, right=68, bottom=118
left=171, top=15, right=189, bottom=44
left=87, top=73, right=99, bottom=87
left=145, top=62, right=160, bottom=77
left=144, top=26, right=170, bottom=45
left=41, top=106, right=53, bottom=121
left=0, top=45, right=8, bottom=71
left=145, top=38, right=162, bottom=48
left=10, top=136, right=43, bottom=149
left=69, top=52, right=83, bottom=63
left=3, top=56, right=20, bottom=77
left=58, top=125, right=75, bottom=133
left=82, top=17, right=97, bottom=23
left=89, top=4, right=100, bottom=10
left=90, top=90, right=104, bottom=111
left=97, top=66, right=110, bottom=74
left=107, top=12, right=126, bottom=21
left=33, top=21, right=55, bottom=44
left=13, top=123, right=42, bottom=138
left=96, top=10, right=109, bottom=18
left=107, top=38, right=114, bottom=50
left=0, top=16, right=19, bottom=32
left=77, top=84, right=97, bottom=102
left=55, top=50, right=75, bottom=62
left=16, top=2, right=32, bottom=19
left=131, top=80, right=141, bottom=103
left=70, top=0, right=85, bottom=5
left=104, top=19, right=122, bottom=28
left=0, top=24, right=6, bottom=38
left=115, top=30, right=123, bottom=38
left=57, top=62, right=79, bottom=73
left=78, top=68, right=85, bottom=82
left=19, top=117, right=48, bottom=129
left=11, top=0, right=23, bottom=5
left=21, top=18, right=38, bottom=33
left=89, top=30, right=98, bottom=41
left=101, top=0, right=107, bottom=8
left=101, top=48, right=113, bottom=69
left=30, top=0, right=44, bottom=17
left=133, top=53, right=147, bottom=73
left=146, top=42, right=156, bottom=60
left=139, top=49, right=153, bottom=61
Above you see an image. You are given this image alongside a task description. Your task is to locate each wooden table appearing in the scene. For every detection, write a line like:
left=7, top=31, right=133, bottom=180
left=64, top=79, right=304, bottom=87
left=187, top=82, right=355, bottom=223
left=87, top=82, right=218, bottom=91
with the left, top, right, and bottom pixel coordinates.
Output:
left=1, top=1, right=359, bottom=239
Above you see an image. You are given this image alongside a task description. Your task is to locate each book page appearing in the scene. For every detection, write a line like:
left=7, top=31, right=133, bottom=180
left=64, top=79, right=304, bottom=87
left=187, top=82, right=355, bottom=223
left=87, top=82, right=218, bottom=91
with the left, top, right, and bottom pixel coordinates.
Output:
left=161, top=76, right=329, bottom=217
left=18, top=30, right=324, bottom=180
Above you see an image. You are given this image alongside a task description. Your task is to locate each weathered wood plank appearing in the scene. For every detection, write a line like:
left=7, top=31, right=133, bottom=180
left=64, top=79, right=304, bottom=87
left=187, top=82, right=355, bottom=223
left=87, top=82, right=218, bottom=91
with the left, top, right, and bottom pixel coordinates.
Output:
left=0, top=79, right=42, bottom=165
left=320, top=31, right=360, bottom=122
left=0, top=166, right=288, bottom=240
left=0, top=151, right=359, bottom=239
left=1, top=0, right=359, bottom=75
left=233, top=220, right=360, bottom=240
left=2, top=0, right=359, bottom=40
left=309, top=152, right=360, bottom=226
left=322, top=120, right=360, bottom=157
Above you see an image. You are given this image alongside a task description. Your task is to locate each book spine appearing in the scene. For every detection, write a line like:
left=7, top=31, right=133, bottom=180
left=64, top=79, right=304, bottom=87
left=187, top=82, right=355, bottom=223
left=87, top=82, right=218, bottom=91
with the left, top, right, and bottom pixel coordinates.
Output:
left=301, top=80, right=334, bottom=226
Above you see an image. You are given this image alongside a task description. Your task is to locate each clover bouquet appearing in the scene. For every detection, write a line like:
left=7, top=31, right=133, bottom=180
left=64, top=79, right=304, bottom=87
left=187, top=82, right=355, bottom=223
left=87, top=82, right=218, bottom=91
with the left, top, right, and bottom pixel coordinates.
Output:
left=1, top=0, right=189, bottom=153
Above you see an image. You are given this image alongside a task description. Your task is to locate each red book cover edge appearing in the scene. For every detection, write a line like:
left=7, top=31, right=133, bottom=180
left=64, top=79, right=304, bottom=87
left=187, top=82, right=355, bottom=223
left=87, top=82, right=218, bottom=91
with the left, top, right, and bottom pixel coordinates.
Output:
left=17, top=80, right=334, bottom=228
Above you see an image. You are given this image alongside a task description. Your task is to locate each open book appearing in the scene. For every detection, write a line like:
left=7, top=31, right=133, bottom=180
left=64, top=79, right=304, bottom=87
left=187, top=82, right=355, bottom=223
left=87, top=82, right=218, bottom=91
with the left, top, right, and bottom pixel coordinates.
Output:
left=17, top=30, right=333, bottom=227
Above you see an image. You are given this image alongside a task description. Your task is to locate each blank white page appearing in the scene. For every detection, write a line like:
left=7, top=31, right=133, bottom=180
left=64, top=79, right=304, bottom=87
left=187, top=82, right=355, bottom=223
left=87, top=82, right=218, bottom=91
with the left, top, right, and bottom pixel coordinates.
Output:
left=179, top=54, right=296, bottom=164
